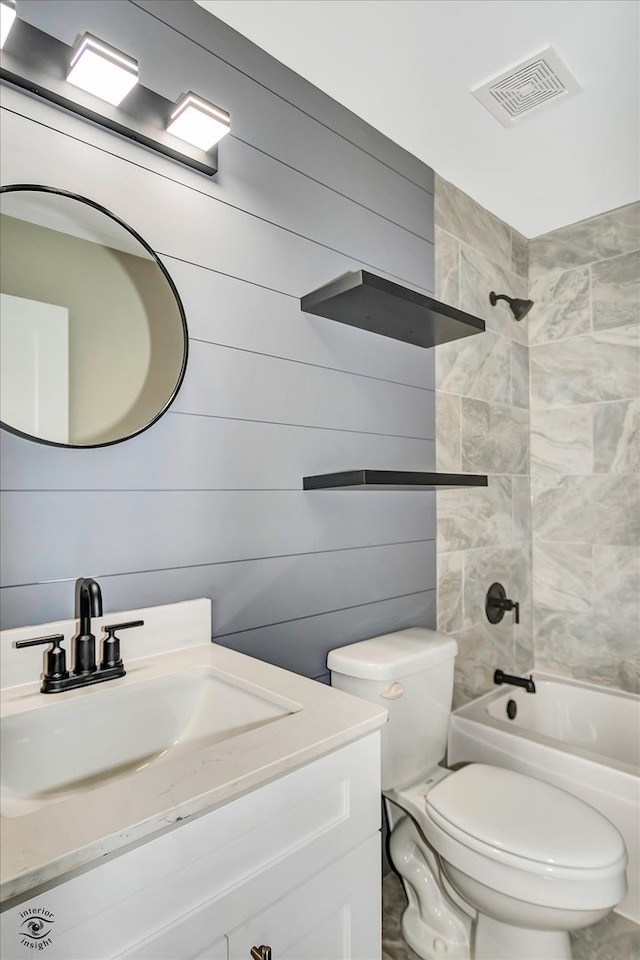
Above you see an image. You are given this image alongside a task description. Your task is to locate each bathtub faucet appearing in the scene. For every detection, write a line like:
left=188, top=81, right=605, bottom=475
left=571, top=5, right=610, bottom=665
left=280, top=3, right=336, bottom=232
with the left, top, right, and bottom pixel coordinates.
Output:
left=494, top=669, right=536, bottom=694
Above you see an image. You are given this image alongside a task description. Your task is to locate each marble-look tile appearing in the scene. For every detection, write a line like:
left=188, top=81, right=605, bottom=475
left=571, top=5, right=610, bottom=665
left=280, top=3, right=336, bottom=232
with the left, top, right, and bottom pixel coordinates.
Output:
left=532, top=474, right=639, bottom=546
left=460, top=245, right=528, bottom=344
left=437, top=551, right=464, bottom=633
left=594, top=398, right=640, bottom=474
left=530, top=405, right=593, bottom=476
left=595, top=545, right=640, bottom=622
left=510, top=228, right=529, bottom=279
left=437, top=476, right=513, bottom=553
left=463, top=544, right=531, bottom=632
left=618, top=654, right=640, bottom=695
left=451, top=620, right=514, bottom=708
left=382, top=871, right=640, bottom=960
left=532, top=542, right=593, bottom=615
left=461, top=398, right=529, bottom=475
left=512, top=475, right=532, bottom=543
left=529, top=201, right=640, bottom=277
left=534, top=608, right=640, bottom=692
left=435, top=391, right=461, bottom=472
left=592, top=250, right=640, bottom=331
left=436, top=330, right=512, bottom=404
left=510, top=341, right=529, bottom=409
left=435, top=226, right=460, bottom=307
left=530, top=325, right=640, bottom=408
left=528, top=264, right=591, bottom=346
left=435, top=174, right=512, bottom=268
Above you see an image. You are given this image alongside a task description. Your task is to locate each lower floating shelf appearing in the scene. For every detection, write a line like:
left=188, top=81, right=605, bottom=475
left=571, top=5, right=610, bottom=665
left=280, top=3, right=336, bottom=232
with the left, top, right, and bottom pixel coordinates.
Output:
left=303, top=470, right=488, bottom=490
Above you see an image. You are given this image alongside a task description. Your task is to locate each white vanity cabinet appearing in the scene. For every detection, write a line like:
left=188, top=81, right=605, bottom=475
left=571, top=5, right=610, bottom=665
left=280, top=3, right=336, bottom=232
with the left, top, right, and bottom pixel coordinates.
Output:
left=0, top=735, right=381, bottom=960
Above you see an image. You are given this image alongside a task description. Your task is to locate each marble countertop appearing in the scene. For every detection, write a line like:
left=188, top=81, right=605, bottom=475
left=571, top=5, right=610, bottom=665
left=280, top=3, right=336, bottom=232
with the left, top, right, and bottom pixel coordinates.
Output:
left=1, top=641, right=387, bottom=904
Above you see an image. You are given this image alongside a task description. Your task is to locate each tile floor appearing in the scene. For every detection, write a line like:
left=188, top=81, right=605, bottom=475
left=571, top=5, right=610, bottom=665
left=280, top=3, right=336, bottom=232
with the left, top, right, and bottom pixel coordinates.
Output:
left=382, top=872, right=640, bottom=960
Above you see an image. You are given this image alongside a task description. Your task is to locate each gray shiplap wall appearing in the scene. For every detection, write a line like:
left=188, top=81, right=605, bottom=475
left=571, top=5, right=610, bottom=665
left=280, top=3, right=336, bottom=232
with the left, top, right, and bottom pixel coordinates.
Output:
left=0, top=0, right=437, bottom=680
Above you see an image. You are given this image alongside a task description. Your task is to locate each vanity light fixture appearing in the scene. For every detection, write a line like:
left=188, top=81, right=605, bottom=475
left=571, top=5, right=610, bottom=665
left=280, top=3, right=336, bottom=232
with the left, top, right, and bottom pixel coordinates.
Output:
left=0, top=0, right=16, bottom=50
left=66, top=33, right=138, bottom=106
left=167, top=92, right=230, bottom=151
left=0, top=12, right=229, bottom=176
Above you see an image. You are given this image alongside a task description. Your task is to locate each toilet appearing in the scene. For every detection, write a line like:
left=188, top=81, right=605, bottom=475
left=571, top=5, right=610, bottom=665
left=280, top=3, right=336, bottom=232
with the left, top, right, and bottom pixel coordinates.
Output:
left=328, top=628, right=628, bottom=960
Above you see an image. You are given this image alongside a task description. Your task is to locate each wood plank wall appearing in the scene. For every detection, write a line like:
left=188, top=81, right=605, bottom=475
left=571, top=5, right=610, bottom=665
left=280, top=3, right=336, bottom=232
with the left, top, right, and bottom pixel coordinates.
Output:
left=0, top=0, right=437, bottom=680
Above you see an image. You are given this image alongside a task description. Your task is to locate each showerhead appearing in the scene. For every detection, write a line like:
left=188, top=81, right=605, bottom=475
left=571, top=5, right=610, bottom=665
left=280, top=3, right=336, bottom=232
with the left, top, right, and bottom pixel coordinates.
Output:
left=489, top=291, right=534, bottom=321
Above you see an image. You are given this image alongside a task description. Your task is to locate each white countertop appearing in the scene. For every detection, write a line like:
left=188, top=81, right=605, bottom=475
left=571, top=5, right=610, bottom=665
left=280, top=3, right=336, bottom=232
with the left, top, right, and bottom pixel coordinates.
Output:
left=1, top=641, right=386, bottom=904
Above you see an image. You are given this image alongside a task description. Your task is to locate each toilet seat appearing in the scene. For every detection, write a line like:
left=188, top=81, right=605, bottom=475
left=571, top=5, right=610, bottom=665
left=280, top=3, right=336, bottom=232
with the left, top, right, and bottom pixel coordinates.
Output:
left=390, top=764, right=628, bottom=911
left=426, top=763, right=626, bottom=871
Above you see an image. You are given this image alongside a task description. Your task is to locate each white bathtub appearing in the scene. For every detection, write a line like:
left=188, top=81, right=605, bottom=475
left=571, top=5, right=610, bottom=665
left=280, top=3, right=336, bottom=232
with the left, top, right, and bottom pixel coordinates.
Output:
left=448, top=671, right=640, bottom=924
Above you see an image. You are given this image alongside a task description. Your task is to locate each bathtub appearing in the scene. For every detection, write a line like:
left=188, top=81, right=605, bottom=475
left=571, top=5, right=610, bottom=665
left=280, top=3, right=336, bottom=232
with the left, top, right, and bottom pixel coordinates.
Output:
left=448, top=671, right=640, bottom=924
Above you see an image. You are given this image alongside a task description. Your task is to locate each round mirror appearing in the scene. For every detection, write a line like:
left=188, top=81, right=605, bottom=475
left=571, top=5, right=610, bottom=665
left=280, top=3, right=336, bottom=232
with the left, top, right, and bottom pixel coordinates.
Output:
left=0, top=184, right=188, bottom=447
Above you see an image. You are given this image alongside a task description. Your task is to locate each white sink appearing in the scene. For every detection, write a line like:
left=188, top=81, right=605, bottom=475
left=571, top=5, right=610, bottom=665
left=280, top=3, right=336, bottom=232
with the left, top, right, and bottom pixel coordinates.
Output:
left=1, top=667, right=300, bottom=817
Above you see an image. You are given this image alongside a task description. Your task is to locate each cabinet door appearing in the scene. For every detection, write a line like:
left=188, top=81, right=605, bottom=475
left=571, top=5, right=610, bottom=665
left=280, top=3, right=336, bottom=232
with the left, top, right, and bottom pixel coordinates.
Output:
left=227, top=836, right=380, bottom=960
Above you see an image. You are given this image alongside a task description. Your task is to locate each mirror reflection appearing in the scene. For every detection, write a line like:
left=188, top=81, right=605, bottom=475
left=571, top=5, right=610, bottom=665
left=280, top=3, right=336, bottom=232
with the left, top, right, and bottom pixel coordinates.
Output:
left=0, top=185, right=188, bottom=447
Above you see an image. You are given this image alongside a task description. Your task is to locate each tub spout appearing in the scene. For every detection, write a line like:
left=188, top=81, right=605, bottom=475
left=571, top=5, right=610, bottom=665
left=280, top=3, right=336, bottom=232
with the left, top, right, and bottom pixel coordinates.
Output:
left=494, top=669, right=536, bottom=693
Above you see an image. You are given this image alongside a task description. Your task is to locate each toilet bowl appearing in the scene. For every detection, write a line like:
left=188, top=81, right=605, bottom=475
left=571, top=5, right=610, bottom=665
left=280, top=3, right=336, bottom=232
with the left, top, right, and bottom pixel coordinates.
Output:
left=328, top=628, right=628, bottom=960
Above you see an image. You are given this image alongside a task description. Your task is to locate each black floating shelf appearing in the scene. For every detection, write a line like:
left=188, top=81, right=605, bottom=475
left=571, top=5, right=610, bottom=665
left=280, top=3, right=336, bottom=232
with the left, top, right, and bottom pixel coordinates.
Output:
left=303, top=470, right=488, bottom=491
left=300, top=270, right=485, bottom=348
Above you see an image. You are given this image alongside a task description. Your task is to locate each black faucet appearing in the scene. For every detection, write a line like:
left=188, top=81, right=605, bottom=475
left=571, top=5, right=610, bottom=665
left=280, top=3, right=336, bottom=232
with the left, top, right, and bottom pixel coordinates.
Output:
left=74, top=577, right=103, bottom=675
left=15, top=577, right=144, bottom=693
left=494, top=669, right=536, bottom=693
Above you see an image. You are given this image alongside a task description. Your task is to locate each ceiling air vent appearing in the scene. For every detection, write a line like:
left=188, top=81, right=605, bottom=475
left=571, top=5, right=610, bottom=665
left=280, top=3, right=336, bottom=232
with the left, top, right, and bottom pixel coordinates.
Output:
left=472, top=46, right=580, bottom=127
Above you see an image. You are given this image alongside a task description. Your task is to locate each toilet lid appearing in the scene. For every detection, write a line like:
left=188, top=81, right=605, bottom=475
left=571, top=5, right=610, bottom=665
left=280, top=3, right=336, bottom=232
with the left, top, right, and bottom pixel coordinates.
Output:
left=426, top=764, right=625, bottom=869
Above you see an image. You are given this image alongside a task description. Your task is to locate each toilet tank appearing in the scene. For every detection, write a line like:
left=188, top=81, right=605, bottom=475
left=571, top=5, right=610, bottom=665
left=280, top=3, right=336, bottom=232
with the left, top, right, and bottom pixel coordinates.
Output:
left=328, top=628, right=457, bottom=791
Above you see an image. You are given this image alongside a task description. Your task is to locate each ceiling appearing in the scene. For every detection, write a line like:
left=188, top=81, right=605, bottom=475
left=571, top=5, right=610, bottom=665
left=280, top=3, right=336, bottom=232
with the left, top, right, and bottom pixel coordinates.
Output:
left=195, top=0, right=639, bottom=238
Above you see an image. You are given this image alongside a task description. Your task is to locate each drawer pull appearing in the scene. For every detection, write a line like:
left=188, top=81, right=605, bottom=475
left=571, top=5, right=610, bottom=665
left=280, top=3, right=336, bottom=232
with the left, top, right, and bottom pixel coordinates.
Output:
left=380, top=682, right=404, bottom=700
left=250, top=946, right=272, bottom=960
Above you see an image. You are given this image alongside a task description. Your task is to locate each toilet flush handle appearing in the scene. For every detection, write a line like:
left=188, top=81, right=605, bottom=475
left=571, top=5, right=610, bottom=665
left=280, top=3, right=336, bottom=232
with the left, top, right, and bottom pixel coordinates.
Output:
left=380, top=682, right=404, bottom=700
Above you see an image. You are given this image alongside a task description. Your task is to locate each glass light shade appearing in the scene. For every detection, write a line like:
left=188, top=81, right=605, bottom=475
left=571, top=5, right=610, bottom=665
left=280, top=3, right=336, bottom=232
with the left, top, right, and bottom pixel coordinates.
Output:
left=66, top=34, right=138, bottom=106
left=0, top=0, right=16, bottom=50
left=167, top=93, right=230, bottom=151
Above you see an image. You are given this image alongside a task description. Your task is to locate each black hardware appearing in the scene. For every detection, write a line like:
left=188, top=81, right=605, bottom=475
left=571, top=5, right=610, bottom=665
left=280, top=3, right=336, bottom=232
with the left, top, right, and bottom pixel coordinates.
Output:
left=494, top=669, right=536, bottom=694
left=489, top=291, right=534, bottom=322
left=100, top=620, right=144, bottom=670
left=506, top=698, right=518, bottom=719
left=250, top=947, right=272, bottom=960
left=74, top=577, right=103, bottom=675
left=15, top=634, right=69, bottom=690
left=485, top=582, right=520, bottom=624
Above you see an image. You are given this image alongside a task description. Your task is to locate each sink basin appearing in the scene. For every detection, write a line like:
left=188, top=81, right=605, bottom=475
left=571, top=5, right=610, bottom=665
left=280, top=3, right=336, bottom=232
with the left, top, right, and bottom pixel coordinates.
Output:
left=1, top=667, right=300, bottom=817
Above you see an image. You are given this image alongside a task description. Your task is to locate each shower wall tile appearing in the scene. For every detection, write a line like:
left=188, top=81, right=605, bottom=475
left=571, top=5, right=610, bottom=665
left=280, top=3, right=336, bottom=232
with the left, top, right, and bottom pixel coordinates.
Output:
left=511, top=229, right=529, bottom=279
left=593, top=398, right=640, bottom=474
left=460, top=245, right=528, bottom=344
left=530, top=325, right=639, bottom=408
left=437, top=551, right=463, bottom=634
left=529, top=202, right=640, bottom=277
left=591, top=249, right=640, bottom=331
left=528, top=265, right=591, bottom=346
left=435, top=174, right=511, bottom=267
left=530, top=406, right=593, bottom=476
left=437, top=476, right=514, bottom=553
left=532, top=474, right=639, bottom=546
left=435, top=175, right=531, bottom=706
left=595, top=544, right=640, bottom=622
left=460, top=398, right=529, bottom=475
left=434, top=226, right=460, bottom=307
left=510, top=341, right=529, bottom=409
left=436, top=331, right=512, bottom=404
left=435, top=391, right=461, bottom=472
left=532, top=542, right=593, bottom=615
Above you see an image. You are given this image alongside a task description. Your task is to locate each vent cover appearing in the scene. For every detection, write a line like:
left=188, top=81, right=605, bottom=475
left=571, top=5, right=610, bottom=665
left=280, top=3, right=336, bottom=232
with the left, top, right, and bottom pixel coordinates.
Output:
left=472, top=46, right=580, bottom=127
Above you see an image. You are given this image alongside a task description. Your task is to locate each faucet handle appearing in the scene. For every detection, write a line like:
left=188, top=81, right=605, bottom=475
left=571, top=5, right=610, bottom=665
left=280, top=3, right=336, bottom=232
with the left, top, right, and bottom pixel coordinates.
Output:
left=15, top=634, right=69, bottom=684
left=100, top=620, right=144, bottom=670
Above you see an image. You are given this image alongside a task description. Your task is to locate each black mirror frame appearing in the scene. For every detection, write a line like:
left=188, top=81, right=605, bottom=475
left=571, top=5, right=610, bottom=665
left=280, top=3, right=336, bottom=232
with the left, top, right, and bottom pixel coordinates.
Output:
left=0, top=183, right=189, bottom=449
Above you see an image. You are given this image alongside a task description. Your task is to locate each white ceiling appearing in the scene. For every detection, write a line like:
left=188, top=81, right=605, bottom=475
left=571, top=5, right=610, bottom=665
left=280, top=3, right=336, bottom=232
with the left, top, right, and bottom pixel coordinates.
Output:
left=195, top=0, right=640, bottom=238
